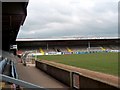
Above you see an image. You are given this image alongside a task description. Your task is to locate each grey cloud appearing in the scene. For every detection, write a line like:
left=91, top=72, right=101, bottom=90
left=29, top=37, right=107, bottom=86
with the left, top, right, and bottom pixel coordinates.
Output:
left=17, top=0, right=118, bottom=39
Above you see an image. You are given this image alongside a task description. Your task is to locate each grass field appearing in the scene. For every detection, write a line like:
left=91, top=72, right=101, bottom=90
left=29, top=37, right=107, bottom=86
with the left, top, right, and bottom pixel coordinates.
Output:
left=37, top=52, right=119, bottom=76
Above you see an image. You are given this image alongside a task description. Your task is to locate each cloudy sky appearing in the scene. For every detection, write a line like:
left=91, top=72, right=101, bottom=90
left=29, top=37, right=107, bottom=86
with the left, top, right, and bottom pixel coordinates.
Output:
left=17, top=0, right=119, bottom=39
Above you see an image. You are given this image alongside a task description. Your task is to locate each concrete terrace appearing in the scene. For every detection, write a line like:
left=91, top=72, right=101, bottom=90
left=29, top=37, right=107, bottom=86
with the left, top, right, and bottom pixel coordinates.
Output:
left=16, top=62, right=69, bottom=90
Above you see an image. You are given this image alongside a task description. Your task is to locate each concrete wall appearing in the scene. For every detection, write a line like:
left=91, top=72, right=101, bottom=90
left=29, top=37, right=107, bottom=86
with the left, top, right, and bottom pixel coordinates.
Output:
left=35, top=60, right=71, bottom=86
left=35, top=60, right=119, bottom=89
left=78, top=74, right=117, bottom=89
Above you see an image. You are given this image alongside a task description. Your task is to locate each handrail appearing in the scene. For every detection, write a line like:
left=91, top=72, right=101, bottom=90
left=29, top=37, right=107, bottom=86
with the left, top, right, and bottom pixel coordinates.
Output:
left=0, top=74, right=48, bottom=90
left=0, top=59, right=8, bottom=74
left=13, top=63, right=18, bottom=79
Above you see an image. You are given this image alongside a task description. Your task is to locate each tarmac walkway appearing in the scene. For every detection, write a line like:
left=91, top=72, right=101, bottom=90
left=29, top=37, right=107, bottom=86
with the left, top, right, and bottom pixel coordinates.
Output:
left=16, top=63, right=69, bottom=89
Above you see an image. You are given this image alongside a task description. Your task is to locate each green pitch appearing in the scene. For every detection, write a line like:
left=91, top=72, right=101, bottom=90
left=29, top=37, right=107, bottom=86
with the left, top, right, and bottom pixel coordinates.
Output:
left=37, top=52, right=119, bottom=76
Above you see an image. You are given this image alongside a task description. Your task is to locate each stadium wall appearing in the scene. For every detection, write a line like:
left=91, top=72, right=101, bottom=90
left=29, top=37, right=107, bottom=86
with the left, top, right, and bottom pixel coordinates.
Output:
left=35, top=60, right=71, bottom=86
left=35, top=60, right=119, bottom=89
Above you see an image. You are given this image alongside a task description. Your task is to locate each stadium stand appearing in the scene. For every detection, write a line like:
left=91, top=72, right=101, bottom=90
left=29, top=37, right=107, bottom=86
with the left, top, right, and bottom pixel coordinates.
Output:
left=87, top=47, right=103, bottom=52
left=70, top=46, right=87, bottom=52
left=16, top=38, right=120, bottom=56
left=39, top=48, right=45, bottom=55
left=0, top=56, right=19, bottom=89
left=66, top=47, right=73, bottom=52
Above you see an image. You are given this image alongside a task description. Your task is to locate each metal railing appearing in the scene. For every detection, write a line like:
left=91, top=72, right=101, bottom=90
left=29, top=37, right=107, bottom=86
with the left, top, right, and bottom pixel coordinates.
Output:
left=0, top=58, right=8, bottom=74
left=0, top=74, right=48, bottom=90
left=0, top=50, right=48, bottom=90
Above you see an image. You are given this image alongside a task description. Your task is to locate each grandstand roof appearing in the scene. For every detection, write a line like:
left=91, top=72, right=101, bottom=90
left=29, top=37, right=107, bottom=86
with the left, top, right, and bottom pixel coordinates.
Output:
left=16, top=37, right=119, bottom=42
left=2, top=2, right=28, bottom=51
